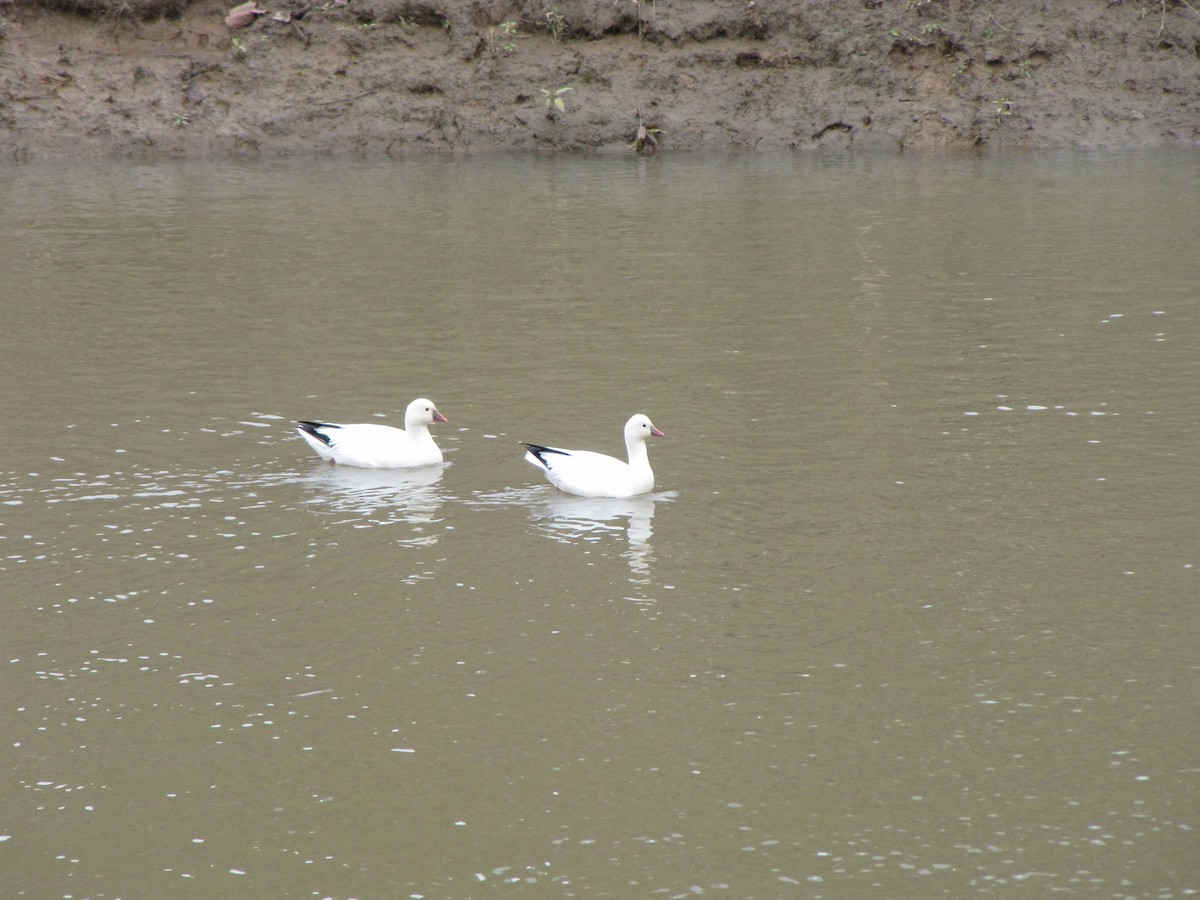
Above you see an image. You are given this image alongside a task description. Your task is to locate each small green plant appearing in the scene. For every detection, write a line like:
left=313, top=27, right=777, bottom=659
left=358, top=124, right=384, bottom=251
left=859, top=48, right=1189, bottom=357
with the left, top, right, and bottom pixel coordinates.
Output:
left=231, top=36, right=247, bottom=55
left=171, top=112, right=191, bottom=128
left=541, top=86, right=573, bottom=119
left=488, top=21, right=519, bottom=55
left=501, top=19, right=518, bottom=51
left=544, top=6, right=566, bottom=41
left=1017, top=59, right=1034, bottom=79
left=994, top=97, right=1014, bottom=118
left=396, top=15, right=418, bottom=35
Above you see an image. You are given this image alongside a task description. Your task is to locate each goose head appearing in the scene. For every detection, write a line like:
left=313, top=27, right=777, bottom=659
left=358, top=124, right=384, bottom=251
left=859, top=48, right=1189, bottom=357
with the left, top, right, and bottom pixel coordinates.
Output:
left=406, top=398, right=448, bottom=429
left=625, top=413, right=665, bottom=445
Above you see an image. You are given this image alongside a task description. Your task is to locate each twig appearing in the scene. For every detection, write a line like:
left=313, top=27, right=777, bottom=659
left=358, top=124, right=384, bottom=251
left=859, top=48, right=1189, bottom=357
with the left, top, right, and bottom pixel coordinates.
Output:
left=986, top=13, right=1030, bottom=45
left=1161, top=0, right=1200, bottom=40
left=316, top=89, right=378, bottom=106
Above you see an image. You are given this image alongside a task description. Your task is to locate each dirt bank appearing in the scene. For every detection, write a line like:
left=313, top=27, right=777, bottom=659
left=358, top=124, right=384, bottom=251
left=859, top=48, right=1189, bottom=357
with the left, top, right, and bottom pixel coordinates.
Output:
left=1, top=0, right=1198, bottom=160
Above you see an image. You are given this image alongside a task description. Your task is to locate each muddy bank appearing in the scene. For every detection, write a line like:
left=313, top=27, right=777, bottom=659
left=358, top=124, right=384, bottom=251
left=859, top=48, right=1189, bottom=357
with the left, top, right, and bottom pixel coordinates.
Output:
left=1, top=0, right=1198, bottom=160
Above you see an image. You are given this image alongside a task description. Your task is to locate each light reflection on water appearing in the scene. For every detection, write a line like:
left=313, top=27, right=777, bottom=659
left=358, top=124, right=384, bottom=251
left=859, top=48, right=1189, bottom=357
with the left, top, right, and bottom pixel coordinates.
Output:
left=296, top=462, right=448, bottom=540
left=468, top=487, right=678, bottom=586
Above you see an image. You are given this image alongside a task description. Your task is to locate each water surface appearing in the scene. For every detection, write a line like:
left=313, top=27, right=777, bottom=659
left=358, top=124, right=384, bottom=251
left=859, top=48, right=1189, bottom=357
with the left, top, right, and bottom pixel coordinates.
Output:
left=1, top=151, right=1198, bottom=897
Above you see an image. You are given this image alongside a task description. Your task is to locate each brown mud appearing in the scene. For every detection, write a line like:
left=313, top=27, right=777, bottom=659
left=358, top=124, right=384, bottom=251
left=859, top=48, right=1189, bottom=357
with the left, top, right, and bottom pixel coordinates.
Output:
left=1, top=0, right=1198, bottom=160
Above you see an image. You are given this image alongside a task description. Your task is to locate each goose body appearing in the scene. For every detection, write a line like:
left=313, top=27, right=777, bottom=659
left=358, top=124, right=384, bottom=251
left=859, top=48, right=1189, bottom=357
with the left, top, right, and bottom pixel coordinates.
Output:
left=297, top=398, right=447, bottom=468
left=523, top=413, right=664, bottom=499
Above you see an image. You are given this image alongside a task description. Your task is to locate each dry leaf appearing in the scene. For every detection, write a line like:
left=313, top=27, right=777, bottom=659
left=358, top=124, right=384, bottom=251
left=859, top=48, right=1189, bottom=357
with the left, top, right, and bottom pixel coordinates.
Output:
left=225, top=1, right=264, bottom=29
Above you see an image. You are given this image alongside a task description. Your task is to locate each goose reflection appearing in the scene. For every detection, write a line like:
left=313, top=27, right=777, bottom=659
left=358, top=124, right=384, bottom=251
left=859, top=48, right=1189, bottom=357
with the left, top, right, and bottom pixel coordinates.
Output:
left=527, top=491, right=672, bottom=578
left=301, top=463, right=447, bottom=539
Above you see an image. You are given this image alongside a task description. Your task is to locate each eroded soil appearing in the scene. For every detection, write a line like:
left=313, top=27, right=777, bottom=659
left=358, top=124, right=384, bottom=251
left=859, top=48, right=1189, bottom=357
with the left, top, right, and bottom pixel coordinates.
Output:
left=1, top=0, right=1198, bottom=159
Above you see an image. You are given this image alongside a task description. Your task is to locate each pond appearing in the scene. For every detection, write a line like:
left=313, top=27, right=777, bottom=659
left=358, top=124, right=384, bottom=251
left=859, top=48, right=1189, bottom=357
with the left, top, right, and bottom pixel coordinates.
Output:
left=1, top=150, right=1197, bottom=897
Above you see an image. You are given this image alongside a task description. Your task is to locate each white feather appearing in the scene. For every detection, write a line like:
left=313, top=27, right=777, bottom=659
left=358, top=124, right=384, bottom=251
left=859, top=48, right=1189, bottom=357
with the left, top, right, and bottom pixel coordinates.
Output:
left=523, top=413, right=664, bottom=499
left=297, top=398, right=447, bottom=468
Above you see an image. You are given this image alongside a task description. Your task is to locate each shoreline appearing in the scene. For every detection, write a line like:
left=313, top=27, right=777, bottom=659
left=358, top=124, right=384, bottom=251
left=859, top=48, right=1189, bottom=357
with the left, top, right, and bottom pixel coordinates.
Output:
left=2, top=0, right=1198, bottom=161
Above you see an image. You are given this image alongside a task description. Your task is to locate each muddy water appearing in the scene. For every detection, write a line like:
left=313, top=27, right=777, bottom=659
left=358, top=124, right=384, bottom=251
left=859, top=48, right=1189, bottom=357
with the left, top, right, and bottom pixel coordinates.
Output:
left=1, top=152, right=1197, bottom=897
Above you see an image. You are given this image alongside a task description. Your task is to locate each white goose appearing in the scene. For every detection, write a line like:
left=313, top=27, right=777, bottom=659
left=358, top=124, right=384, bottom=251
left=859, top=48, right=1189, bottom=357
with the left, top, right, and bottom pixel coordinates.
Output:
left=522, top=413, right=665, bottom=498
left=297, top=398, right=447, bottom=468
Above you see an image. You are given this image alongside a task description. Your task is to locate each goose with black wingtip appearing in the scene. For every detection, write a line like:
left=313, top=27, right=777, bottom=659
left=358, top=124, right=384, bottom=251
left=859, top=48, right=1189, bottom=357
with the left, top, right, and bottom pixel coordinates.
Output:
left=522, top=413, right=665, bottom=499
left=297, top=398, right=447, bottom=468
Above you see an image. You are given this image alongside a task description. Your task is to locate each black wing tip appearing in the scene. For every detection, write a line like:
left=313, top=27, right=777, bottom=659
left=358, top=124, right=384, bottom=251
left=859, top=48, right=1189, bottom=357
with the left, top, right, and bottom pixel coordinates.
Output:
left=522, top=443, right=568, bottom=466
left=297, top=420, right=337, bottom=447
